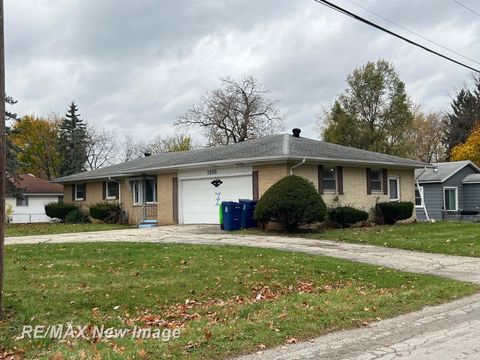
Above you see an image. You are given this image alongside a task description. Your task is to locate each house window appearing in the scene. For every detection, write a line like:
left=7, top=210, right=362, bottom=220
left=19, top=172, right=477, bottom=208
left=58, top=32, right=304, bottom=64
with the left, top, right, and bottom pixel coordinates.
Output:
left=415, top=187, right=424, bottom=207
left=322, top=167, right=337, bottom=193
left=370, top=169, right=383, bottom=192
left=58, top=196, right=64, bottom=204
left=133, top=179, right=157, bottom=205
left=75, top=184, right=85, bottom=201
left=444, top=187, right=458, bottom=212
left=389, top=177, right=400, bottom=201
left=16, top=196, right=29, bottom=206
left=106, top=181, right=119, bottom=199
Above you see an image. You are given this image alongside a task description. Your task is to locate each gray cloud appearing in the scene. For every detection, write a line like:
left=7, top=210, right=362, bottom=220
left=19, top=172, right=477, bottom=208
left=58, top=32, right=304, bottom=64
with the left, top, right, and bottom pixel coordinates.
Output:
left=5, top=0, right=480, bottom=143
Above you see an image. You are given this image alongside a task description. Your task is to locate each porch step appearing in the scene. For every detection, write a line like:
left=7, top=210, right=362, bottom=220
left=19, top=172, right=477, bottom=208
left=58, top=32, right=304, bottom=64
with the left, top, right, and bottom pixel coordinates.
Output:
left=138, top=219, right=158, bottom=228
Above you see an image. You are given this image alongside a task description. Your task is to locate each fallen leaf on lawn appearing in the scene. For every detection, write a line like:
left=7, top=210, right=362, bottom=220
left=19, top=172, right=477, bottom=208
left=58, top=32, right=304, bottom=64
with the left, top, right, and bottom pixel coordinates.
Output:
left=277, top=312, right=288, bottom=320
left=91, top=307, right=100, bottom=317
left=138, top=349, right=146, bottom=358
left=205, top=329, right=213, bottom=341
left=286, top=337, right=298, bottom=344
left=258, top=344, right=266, bottom=349
left=51, top=353, right=64, bottom=360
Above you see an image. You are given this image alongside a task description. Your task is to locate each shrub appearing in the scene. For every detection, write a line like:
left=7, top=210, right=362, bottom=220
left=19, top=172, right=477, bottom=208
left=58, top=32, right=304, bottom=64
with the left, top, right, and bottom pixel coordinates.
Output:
left=65, top=208, right=89, bottom=224
left=89, top=202, right=122, bottom=223
left=376, top=202, right=414, bottom=225
left=45, top=202, right=78, bottom=222
left=254, top=175, right=327, bottom=232
left=328, top=206, right=369, bottom=228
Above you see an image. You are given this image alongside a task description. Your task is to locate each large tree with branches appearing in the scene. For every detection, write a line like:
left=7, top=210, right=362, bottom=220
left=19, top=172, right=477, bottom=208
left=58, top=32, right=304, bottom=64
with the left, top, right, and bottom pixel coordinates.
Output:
left=176, top=75, right=284, bottom=146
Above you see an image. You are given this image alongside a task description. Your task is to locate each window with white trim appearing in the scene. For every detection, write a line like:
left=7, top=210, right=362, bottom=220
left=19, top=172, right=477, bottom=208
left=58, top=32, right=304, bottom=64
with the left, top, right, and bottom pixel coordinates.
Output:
left=370, top=169, right=383, bottom=193
left=443, top=187, right=458, bottom=212
left=415, top=187, right=424, bottom=207
left=106, top=181, right=119, bottom=199
left=322, top=167, right=337, bottom=193
left=16, top=196, right=29, bottom=206
left=75, top=184, right=85, bottom=201
left=389, top=177, right=400, bottom=201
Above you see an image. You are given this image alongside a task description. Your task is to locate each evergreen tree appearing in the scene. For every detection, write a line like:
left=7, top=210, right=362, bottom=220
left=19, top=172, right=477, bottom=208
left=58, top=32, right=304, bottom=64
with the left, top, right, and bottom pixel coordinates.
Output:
left=444, top=76, right=480, bottom=158
left=57, top=101, right=88, bottom=176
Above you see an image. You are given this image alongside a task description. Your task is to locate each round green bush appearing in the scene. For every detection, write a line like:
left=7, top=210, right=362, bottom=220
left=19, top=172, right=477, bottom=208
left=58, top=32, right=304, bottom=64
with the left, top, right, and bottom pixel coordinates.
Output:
left=253, top=175, right=327, bottom=232
left=328, top=206, right=369, bottom=228
left=65, top=208, right=89, bottom=224
left=376, top=202, right=414, bottom=225
left=89, top=202, right=122, bottom=223
left=45, top=202, right=78, bottom=222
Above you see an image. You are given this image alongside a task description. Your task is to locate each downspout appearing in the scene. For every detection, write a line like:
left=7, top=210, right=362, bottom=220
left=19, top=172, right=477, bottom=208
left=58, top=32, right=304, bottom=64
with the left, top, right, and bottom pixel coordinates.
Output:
left=415, top=167, right=431, bottom=222
left=290, top=158, right=306, bottom=175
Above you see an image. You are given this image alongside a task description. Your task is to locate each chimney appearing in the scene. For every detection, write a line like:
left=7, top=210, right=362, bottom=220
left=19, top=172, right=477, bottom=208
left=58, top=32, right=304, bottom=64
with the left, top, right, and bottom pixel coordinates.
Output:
left=292, top=128, right=301, bottom=138
left=144, top=151, right=152, bottom=157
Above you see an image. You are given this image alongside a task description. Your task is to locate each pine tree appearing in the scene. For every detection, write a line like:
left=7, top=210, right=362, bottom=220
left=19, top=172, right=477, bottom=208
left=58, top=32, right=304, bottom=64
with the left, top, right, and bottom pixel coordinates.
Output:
left=444, top=76, right=480, bottom=158
left=57, top=101, right=88, bottom=177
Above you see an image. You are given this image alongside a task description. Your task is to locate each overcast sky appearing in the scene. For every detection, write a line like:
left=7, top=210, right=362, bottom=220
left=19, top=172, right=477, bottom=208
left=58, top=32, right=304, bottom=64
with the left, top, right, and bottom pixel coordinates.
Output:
left=5, top=0, right=480, bottom=144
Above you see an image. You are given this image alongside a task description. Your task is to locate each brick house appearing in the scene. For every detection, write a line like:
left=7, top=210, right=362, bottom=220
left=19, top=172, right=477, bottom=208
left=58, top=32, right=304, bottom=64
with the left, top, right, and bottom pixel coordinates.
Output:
left=54, top=130, right=424, bottom=226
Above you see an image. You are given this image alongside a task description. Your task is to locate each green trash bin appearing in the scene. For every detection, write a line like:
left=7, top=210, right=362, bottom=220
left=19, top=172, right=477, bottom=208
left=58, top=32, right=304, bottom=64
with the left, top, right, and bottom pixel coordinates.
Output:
left=219, top=202, right=224, bottom=229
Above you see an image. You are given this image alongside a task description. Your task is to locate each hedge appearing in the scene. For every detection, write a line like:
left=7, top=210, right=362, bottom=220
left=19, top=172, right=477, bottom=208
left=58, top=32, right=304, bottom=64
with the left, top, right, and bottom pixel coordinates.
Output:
left=45, top=202, right=78, bottom=222
left=376, top=202, right=414, bottom=225
left=328, top=206, right=369, bottom=228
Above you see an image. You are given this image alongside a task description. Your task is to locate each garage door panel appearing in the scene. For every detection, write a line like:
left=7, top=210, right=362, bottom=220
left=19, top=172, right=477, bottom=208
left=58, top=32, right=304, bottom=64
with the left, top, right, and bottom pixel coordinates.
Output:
left=181, top=175, right=252, bottom=224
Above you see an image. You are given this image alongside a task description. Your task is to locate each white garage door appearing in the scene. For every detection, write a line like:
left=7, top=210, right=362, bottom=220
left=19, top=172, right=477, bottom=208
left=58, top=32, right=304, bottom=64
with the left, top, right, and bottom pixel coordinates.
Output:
left=181, top=174, right=253, bottom=224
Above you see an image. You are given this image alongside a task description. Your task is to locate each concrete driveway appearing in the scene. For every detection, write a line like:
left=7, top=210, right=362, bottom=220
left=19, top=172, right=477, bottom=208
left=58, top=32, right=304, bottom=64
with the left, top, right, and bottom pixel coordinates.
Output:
left=6, top=225, right=480, bottom=359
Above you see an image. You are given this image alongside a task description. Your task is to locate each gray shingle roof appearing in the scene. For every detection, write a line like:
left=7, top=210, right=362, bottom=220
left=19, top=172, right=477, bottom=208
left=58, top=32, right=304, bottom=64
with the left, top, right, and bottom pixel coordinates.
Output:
left=463, top=173, right=480, bottom=183
left=415, top=161, right=480, bottom=183
left=55, top=133, right=425, bottom=183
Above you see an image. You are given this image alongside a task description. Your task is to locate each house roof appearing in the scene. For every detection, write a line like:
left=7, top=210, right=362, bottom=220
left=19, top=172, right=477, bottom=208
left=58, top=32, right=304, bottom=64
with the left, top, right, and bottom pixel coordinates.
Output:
left=415, top=161, right=480, bottom=183
left=463, top=173, right=480, bottom=184
left=11, top=174, right=64, bottom=194
left=55, top=133, right=425, bottom=183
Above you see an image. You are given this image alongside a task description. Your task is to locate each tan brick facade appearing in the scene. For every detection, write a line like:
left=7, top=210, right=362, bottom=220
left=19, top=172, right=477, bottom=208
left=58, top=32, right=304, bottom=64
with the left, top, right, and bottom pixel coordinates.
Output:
left=253, top=163, right=289, bottom=197
left=157, top=173, right=177, bottom=225
left=62, top=162, right=416, bottom=225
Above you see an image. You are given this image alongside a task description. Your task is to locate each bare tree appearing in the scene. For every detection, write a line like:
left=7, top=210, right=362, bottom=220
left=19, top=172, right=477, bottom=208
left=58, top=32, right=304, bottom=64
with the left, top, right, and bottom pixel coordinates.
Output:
left=405, top=111, right=447, bottom=163
left=149, top=133, right=194, bottom=154
left=121, top=134, right=147, bottom=162
left=85, top=126, right=119, bottom=170
left=175, top=75, right=284, bottom=146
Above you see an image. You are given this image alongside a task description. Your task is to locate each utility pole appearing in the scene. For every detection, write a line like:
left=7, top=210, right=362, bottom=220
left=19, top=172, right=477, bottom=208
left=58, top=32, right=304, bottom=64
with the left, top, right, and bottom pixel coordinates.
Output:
left=0, top=0, right=6, bottom=320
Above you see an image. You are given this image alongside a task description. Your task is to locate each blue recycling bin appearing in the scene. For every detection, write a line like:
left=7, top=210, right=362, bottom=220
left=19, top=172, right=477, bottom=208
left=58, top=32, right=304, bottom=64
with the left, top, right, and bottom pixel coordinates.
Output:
left=239, top=199, right=258, bottom=228
left=222, top=202, right=243, bottom=231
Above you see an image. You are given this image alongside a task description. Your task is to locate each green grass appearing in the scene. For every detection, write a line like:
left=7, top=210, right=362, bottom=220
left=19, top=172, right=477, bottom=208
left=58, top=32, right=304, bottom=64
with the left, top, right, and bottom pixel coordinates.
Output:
left=1, top=243, right=476, bottom=359
left=5, top=223, right=129, bottom=237
left=313, top=222, right=480, bottom=257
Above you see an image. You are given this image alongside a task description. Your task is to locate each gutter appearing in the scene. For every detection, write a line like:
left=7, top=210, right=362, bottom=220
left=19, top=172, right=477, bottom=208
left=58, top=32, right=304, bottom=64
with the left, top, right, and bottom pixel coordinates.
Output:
left=290, top=158, right=306, bottom=175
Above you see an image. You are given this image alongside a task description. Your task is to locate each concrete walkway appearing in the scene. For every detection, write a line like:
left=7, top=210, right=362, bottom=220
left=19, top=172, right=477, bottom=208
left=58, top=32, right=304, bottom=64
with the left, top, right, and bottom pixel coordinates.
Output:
left=6, top=225, right=480, bottom=359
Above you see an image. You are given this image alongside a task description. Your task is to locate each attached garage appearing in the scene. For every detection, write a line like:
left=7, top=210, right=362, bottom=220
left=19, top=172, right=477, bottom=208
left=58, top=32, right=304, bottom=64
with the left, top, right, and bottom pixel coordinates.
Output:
left=179, top=167, right=254, bottom=224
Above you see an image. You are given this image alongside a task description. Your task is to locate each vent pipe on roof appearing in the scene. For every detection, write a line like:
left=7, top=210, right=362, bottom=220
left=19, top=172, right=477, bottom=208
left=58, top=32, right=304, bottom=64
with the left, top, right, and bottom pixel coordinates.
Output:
left=292, top=128, right=301, bottom=138
left=144, top=151, right=152, bottom=157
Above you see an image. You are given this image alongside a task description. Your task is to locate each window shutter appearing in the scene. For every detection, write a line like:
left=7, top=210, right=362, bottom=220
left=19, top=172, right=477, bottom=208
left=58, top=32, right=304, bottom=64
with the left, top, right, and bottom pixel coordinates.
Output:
left=337, top=166, right=344, bottom=195
left=83, top=183, right=87, bottom=201
left=172, top=177, right=178, bottom=223
left=318, top=165, right=324, bottom=195
left=102, top=182, right=106, bottom=200
left=115, top=182, right=119, bottom=200
left=382, top=169, right=388, bottom=195
left=252, top=171, right=259, bottom=200
left=71, top=184, right=76, bottom=201
left=366, top=168, right=372, bottom=195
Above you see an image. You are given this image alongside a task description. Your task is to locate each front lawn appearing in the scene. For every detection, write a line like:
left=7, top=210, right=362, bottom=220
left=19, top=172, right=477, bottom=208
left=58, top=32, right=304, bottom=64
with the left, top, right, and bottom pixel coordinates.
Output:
left=314, top=222, right=480, bottom=257
left=5, top=223, right=129, bottom=237
left=1, top=243, right=476, bottom=359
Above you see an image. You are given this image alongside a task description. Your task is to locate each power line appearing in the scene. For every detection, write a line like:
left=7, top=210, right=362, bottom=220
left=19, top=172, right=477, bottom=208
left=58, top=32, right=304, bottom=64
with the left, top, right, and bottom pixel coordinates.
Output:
left=452, top=0, right=480, bottom=18
left=312, top=0, right=480, bottom=73
left=343, top=0, right=480, bottom=67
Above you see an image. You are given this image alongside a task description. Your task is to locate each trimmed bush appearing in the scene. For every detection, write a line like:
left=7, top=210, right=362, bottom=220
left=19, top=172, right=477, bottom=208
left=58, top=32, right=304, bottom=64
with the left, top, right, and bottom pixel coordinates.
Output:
left=65, top=209, right=89, bottom=224
left=254, top=175, right=327, bottom=232
left=376, top=202, right=414, bottom=225
left=89, top=202, right=122, bottom=223
left=328, top=206, right=369, bottom=228
left=45, top=202, right=78, bottom=222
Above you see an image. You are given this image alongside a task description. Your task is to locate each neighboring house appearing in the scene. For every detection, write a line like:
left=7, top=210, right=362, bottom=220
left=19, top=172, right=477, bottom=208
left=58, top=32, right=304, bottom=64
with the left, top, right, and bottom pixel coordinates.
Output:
left=54, top=130, right=424, bottom=226
left=6, top=174, right=64, bottom=223
left=415, top=160, right=480, bottom=221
